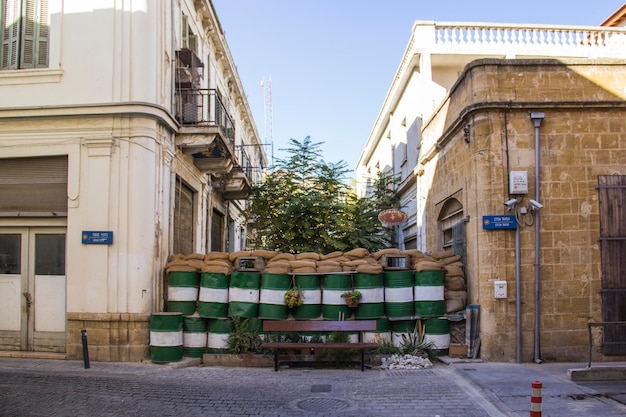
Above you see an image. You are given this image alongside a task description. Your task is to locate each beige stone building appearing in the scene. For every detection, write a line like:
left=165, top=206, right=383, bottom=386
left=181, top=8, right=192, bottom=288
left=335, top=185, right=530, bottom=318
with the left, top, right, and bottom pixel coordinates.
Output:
left=0, top=0, right=265, bottom=361
left=357, top=15, right=626, bottom=362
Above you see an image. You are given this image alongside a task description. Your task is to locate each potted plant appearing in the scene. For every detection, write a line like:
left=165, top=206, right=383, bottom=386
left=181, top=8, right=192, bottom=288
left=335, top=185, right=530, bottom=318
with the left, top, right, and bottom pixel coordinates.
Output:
left=284, top=287, right=304, bottom=308
left=341, top=290, right=362, bottom=307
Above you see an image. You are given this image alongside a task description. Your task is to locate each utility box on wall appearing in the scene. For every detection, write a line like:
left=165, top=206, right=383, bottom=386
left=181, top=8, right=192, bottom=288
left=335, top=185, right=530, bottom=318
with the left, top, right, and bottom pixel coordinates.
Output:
left=509, top=171, right=528, bottom=194
left=494, top=280, right=507, bottom=299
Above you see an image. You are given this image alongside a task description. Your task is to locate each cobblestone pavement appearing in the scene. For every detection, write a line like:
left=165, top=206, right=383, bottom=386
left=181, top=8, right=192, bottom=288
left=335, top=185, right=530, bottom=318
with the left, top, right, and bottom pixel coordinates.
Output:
left=1, top=358, right=626, bottom=417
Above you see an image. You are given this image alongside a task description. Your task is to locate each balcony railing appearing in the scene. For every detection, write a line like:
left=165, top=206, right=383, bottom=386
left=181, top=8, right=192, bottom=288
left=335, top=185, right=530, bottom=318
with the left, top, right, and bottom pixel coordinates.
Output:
left=175, top=88, right=235, bottom=149
left=411, top=22, right=626, bottom=58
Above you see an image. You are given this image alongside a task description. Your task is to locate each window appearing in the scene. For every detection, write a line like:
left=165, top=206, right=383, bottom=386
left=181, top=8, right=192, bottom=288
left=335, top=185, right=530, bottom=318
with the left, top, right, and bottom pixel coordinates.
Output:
left=1, top=0, right=48, bottom=70
left=181, top=13, right=197, bottom=52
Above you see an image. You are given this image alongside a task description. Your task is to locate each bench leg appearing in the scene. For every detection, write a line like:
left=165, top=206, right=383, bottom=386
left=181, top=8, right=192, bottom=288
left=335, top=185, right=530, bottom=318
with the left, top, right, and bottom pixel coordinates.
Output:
left=361, top=350, right=365, bottom=372
left=274, top=350, right=279, bottom=372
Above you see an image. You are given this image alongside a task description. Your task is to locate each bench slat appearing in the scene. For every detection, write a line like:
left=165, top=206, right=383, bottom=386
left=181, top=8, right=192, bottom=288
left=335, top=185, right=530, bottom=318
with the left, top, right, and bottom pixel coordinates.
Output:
left=263, top=320, right=377, bottom=332
left=259, top=342, right=378, bottom=349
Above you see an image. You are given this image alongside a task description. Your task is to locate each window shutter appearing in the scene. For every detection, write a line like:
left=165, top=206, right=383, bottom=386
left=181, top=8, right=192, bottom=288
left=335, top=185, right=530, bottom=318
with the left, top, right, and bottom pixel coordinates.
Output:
left=182, top=14, right=189, bottom=49
left=1, top=0, right=21, bottom=70
left=20, top=0, right=48, bottom=69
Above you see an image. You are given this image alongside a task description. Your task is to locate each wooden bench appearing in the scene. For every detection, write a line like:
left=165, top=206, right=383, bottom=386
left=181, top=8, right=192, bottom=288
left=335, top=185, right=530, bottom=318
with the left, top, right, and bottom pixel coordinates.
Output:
left=260, top=320, right=379, bottom=371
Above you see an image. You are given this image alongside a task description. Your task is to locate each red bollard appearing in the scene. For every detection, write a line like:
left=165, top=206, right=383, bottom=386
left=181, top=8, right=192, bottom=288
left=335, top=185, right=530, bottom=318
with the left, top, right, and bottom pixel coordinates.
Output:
left=530, top=380, right=542, bottom=417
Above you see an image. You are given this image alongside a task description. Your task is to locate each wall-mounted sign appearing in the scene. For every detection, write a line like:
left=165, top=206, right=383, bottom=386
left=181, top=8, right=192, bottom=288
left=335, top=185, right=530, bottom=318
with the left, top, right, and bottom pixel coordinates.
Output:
left=82, top=231, right=113, bottom=245
left=482, top=215, right=517, bottom=230
left=378, top=208, right=408, bottom=227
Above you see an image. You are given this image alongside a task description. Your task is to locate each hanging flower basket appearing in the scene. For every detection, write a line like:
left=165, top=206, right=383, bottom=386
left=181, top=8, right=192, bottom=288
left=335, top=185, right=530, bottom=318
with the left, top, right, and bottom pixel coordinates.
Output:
left=378, top=208, right=408, bottom=227
left=341, top=290, right=362, bottom=308
left=284, top=288, right=304, bottom=308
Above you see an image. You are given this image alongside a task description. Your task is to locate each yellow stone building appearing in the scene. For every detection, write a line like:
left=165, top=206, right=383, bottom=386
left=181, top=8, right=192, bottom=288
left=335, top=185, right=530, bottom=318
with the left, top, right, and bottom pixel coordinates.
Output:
left=357, top=17, right=626, bottom=362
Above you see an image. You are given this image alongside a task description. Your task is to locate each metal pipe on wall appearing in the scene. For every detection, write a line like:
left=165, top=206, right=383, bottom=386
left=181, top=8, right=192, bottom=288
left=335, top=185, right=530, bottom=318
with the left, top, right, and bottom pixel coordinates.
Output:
left=530, top=112, right=545, bottom=364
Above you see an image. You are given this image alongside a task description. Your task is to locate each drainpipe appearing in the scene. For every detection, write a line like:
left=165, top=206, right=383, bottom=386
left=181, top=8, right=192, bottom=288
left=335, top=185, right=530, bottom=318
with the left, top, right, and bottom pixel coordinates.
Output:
left=515, top=224, right=522, bottom=363
left=530, top=112, right=544, bottom=364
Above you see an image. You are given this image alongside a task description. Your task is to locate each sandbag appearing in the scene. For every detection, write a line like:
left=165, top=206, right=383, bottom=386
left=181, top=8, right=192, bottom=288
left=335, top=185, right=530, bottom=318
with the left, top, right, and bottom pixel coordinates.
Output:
left=271, top=253, right=296, bottom=262
left=228, top=251, right=253, bottom=263
left=356, top=263, right=383, bottom=274
left=252, top=249, right=279, bottom=260
left=201, top=265, right=231, bottom=275
left=441, top=255, right=462, bottom=265
left=344, top=248, right=370, bottom=259
left=264, top=266, right=291, bottom=275
left=445, top=276, right=466, bottom=291
left=444, top=265, right=465, bottom=277
left=205, top=252, right=230, bottom=261
left=289, top=260, right=317, bottom=269
left=321, top=251, right=343, bottom=260
left=292, top=266, right=317, bottom=274
left=372, top=248, right=401, bottom=260
left=317, top=265, right=343, bottom=273
left=295, top=252, right=320, bottom=261
left=183, top=253, right=206, bottom=260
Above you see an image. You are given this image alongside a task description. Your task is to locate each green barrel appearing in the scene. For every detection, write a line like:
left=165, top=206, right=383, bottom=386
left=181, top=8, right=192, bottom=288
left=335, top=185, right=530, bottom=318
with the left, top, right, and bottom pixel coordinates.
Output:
left=391, top=319, right=416, bottom=347
left=424, top=318, right=450, bottom=356
left=183, top=316, right=208, bottom=358
left=198, top=273, right=229, bottom=318
left=354, top=273, right=385, bottom=319
left=292, top=275, right=322, bottom=320
left=228, top=271, right=260, bottom=318
left=363, top=317, right=391, bottom=344
left=258, top=273, right=290, bottom=320
left=322, top=274, right=352, bottom=320
left=150, top=312, right=183, bottom=363
left=206, top=318, right=232, bottom=353
left=167, top=271, right=199, bottom=316
left=414, top=270, right=445, bottom=317
left=384, top=271, right=414, bottom=319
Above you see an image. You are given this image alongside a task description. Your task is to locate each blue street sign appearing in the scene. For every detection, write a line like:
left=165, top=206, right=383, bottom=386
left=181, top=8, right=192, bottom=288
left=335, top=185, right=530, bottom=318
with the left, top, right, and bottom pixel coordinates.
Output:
left=482, top=215, right=517, bottom=230
left=82, top=231, right=113, bottom=244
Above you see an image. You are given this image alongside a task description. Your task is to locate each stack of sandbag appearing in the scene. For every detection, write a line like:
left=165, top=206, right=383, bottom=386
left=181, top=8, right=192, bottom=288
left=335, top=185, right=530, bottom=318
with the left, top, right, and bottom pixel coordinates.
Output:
left=343, top=248, right=383, bottom=274
left=439, top=254, right=467, bottom=314
left=402, top=249, right=425, bottom=263
left=263, top=252, right=294, bottom=274
left=164, top=253, right=204, bottom=273
left=202, top=252, right=233, bottom=275
left=413, top=252, right=444, bottom=272
left=316, top=251, right=344, bottom=273
left=290, top=252, right=319, bottom=274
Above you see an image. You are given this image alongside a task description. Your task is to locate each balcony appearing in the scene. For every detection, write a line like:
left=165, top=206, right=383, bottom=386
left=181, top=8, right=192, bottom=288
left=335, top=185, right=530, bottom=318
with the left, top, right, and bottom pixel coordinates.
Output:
left=175, top=88, right=236, bottom=174
left=220, top=148, right=255, bottom=200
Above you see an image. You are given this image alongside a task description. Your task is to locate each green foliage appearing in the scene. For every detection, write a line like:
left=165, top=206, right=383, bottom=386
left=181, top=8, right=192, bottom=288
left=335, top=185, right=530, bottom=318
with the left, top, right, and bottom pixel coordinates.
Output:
left=399, top=323, right=434, bottom=356
left=246, top=136, right=391, bottom=253
left=284, top=287, right=304, bottom=308
left=373, top=335, right=401, bottom=355
left=340, top=290, right=362, bottom=304
left=315, top=332, right=359, bottom=366
left=227, top=317, right=263, bottom=354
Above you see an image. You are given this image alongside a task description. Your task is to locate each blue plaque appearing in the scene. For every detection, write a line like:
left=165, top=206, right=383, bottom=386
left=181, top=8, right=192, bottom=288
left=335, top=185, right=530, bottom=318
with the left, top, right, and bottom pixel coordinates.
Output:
left=482, top=215, right=517, bottom=230
left=82, top=231, right=113, bottom=244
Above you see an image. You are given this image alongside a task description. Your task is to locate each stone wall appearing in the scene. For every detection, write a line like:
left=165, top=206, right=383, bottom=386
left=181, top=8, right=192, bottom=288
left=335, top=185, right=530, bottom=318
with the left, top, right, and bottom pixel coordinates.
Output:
left=419, top=58, right=626, bottom=362
left=66, top=313, right=150, bottom=362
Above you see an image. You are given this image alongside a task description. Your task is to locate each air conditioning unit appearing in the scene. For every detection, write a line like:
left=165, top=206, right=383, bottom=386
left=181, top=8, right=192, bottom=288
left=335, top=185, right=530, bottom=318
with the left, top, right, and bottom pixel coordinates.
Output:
left=182, top=102, right=198, bottom=124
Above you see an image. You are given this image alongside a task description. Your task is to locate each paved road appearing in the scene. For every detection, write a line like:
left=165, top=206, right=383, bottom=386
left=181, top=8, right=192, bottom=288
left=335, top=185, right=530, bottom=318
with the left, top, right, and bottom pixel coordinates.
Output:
left=1, top=358, right=625, bottom=417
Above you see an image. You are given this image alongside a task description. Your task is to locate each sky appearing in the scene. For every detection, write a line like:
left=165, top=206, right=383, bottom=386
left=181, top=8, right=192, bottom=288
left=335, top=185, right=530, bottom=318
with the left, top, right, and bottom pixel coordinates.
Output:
left=212, top=0, right=624, bottom=176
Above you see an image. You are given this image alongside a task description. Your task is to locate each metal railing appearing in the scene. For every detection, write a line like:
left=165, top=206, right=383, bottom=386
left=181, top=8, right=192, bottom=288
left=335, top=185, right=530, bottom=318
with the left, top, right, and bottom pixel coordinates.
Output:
left=175, top=88, right=235, bottom=148
left=412, top=22, right=626, bottom=58
left=586, top=321, right=626, bottom=369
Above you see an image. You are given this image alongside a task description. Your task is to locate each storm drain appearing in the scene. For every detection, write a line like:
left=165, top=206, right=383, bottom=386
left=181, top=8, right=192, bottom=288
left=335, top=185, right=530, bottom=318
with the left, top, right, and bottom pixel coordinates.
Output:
left=296, top=398, right=351, bottom=412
